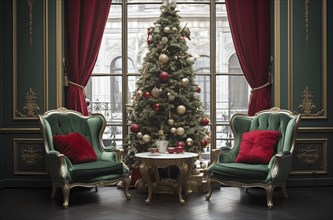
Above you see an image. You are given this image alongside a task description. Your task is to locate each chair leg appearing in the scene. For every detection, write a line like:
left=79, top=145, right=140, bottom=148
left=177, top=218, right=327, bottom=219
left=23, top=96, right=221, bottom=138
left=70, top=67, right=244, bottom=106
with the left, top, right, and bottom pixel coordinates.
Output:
left=123, top=177, right=132, bottom=199
left=62, top=184, right=71, bottom=209
left=205, top=178, right=212, bottom=200
left=265, top=184, right=274, bottom=208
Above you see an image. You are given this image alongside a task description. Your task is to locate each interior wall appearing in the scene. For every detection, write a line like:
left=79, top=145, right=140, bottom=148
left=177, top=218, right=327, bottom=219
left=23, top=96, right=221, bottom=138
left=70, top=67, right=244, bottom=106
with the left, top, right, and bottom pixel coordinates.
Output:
left=0, top=0, right=332, bottom=189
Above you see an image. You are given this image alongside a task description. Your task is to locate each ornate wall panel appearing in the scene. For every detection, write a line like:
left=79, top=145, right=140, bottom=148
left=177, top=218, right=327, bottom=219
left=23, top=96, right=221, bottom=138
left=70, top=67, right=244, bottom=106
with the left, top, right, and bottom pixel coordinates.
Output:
left=289, top=0, right=327, bottom=119
left=12, top=0, right=48, bottom=120
left=291, top=138, right=327, bottom=175
left=13, top=138, right=46, bottom=175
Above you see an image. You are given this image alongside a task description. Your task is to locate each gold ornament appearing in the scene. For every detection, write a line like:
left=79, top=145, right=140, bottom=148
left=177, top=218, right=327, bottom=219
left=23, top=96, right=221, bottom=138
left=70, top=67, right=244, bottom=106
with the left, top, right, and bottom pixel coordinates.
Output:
left=181, top=78, right=189, bottom=87
left=176, top=127, right=185, bottom=136
left=177, top=105, right=186, bottom=114
left=172, top=27, right=177, bottom=33
left=159, top=54, right=169, bottom=64
left=136, top=90, right=143, bottom=97
left=167, top=92, right=175, bottom=101
left=170, top=127, right=177, bottom=134
left=142, top=134, right=151, bottom=143
left=186, top=138, right=193, bottom=146
left=168, top=118, right=175, bottom=126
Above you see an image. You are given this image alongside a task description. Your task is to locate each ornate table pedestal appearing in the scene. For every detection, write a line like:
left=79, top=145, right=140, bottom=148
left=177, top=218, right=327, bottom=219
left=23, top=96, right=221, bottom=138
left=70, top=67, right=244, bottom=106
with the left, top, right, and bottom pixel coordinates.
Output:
left=135, top=152, right=198, bottom=205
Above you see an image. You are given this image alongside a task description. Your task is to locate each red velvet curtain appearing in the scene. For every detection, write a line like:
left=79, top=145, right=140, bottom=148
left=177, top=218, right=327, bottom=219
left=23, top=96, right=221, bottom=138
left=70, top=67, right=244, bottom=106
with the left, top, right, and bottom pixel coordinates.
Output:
left=226, top=0, right=272, bottom=116
left=65, top=0, right=112, bottom=115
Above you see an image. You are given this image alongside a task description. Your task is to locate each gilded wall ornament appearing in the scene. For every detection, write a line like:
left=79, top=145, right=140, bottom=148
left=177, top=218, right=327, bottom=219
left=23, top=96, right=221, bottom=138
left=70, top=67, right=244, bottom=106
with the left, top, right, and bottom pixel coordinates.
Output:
left=27, top=0, right=36, bottom=46
left=304, top=0, right=310, bottom=46
left=297, top=86, right=324, bottom=117
left=21, top=145, right=42, bottom=166
left=297, top=145, right=319, bottom=165
left=16, top=88, right=40, bottom=117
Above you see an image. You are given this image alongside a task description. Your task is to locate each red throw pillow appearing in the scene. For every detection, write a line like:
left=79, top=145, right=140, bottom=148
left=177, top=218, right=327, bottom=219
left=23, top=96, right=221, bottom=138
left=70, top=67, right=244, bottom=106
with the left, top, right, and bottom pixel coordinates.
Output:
left=235, top=130, right=281, bottom=164
left=53, top=132, right=97, bottom=164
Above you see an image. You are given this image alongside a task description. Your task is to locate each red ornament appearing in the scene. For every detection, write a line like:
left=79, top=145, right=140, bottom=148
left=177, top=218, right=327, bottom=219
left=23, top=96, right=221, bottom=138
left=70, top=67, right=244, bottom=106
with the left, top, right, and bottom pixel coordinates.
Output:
left=176, top=141, right=186, bottom=148
left=144, top=91, right=150, bottom=99
left=196, top=85, right=201, bottom=93
left=147, top=35, right=152, bottom=45
left=200, top=139, right=208, bottom=147
left=200, top=117, right=210, bottom=126
left=159, top=71, right=170, bottom=82
left=154, top=103, right=160, bottom=111
left=130, top=124, right=141, bottom=133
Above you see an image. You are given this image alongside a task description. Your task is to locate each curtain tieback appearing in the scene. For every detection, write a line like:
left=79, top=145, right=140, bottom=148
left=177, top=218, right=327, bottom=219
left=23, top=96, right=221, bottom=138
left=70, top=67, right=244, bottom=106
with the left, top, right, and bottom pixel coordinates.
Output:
left=68, top=81, right=84, bottom=90
left=250, top=79, right=271, bottom=94
left=250, top=57, right=273, bottom=94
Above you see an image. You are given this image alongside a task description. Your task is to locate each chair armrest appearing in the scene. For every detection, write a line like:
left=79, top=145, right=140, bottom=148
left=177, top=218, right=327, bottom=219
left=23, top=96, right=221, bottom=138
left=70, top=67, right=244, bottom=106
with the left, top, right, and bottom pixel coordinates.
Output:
left=101, top=148, right=124, bottom=162
left=46, top=151, right=72, bottom=181
left=207, top=146, right=236, bottom=167
left=270, top=152, right=292, bottom=181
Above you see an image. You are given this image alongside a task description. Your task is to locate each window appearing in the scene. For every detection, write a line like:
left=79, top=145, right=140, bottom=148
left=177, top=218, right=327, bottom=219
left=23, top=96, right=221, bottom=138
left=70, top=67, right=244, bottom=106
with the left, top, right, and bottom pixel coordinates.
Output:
left=86, top=0, right=250, bottom=158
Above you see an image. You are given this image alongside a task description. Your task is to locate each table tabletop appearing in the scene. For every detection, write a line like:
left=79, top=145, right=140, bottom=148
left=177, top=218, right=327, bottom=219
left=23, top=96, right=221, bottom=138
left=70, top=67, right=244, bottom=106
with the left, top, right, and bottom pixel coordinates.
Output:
left=135, top=152, right=198, bottom=159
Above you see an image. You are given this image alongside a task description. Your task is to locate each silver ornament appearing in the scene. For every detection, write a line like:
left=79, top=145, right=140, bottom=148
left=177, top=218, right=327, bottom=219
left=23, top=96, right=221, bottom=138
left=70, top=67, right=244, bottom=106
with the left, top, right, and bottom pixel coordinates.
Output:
left=186, top=57, right=195, bottom=65
left=136, top=132, right=143, bottom=138
left=161, top=37, right=168, bottom=44
left=164, top=27, right=171, bottom=33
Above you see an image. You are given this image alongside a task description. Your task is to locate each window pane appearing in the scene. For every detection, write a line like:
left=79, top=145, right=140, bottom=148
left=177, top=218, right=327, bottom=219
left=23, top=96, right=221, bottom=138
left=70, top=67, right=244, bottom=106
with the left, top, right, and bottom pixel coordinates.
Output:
left=93, top=5, right=122, bottom=74
left=196, top=75, right=210, bottom=116
left=103, top=125, right=123, bottom=148
left=216, top=125, right=233, bottom=147
left=128, top=4, right=161, bottom=72
left=177, top=4, right=210, bottom=60
left=87, top=76, right=123, bottom=123
left=216, top=3, right=232, bottom=74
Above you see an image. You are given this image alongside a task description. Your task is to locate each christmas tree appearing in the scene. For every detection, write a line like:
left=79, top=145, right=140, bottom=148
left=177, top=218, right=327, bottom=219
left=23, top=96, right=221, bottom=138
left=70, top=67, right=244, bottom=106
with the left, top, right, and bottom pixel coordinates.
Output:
left=124, top=0, right=210, bottom=168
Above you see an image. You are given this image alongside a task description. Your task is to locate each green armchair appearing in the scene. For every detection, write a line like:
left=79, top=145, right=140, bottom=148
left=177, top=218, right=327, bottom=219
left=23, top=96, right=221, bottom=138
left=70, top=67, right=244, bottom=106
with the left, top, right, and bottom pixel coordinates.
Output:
left=205, top=107, right=301, bottom=208
left=38, top=107, right=131, bottom=208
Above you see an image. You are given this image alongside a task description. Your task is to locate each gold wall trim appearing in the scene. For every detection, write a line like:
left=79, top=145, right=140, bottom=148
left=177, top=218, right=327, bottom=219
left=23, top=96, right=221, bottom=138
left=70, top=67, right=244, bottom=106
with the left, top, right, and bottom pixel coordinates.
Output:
left=289, top=0, right=327, bottom=119
left=291, top=138, right=327, bottom=175
left=56, top=0, right=63, bottom=107
left=274, top=0, right=280, bottom=107
left=288, top=0, right=292, bottom=110
left=12, top=0, right=48, bottom=120
left=298, top=127, right=333, bottom=133
left=0, top=128, right=40, bottom=134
